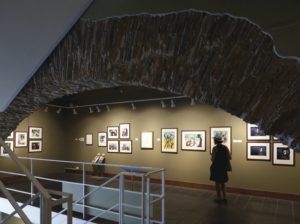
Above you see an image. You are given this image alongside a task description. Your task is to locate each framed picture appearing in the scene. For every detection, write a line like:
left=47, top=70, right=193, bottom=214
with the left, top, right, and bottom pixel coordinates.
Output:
left=161, top=128, right=178, bottom=153
left=181, top=130, right=206, bottom=151
left=247, top=123, right=270, bottom=140
left=29, top=140, right=42, bottom=152
left=141, top=131, right=154, bottom=149
left=107, top=140, right=119, bottom=153
left=272, top=143, right=295, bottom=166
left=86, top=133, right=93, bottom=145
left=120, top=140, right=132, bottom=154
left=1, top=140, right=14, bottom=156
left=29, top=127, right=42, bottom=139
left=15, top=132, right=28, bottom=147
left=119, top=123, right=130, bottom=139
left=107, top=126, right=119, bottom=139
left=98, top=132, right=107, bottom=147
left=210, top=127, right=231, bottom=153
left=247, top=142, right=270, bottom=161
left=7, top=131, right=14, bottom=139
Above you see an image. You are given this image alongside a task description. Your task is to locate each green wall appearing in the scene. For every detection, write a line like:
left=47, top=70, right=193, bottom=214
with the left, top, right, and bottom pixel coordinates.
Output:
left=62, top=101, right=300, bottom=195
left=3, top=101, right=300, bottom=195
left=0, top=110, right=66, bottom=176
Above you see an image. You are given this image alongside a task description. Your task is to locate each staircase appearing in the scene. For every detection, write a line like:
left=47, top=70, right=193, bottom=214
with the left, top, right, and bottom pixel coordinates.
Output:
left=0, top=138, right=165, bottom=224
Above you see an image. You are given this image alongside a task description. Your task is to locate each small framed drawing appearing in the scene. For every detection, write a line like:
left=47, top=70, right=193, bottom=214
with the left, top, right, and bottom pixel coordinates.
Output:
left=15, top=132, right=28, bottom=147
left=1, top=141, right=14, bottom=156
left=86, top=134, right=93, bottom=145
left=181, top=130, right=206, bottom=151
left=107, top=126, right=119, bottom=139
left=29, top=127, right=42, bottom=139
left=247, top=142, right=270, bottom=161
left=119, top=123, right=130, bottom=139
left=107, top=140, right=119, bottom=153
left=210, top=127, right=231, bottom=153
left=7, top=131, right=14, bottom=139
left=29, top=140, right=42, bottom=153
left=247, top=123, right=270, bottom=140
left=161, top=128, right=178, bottom=153
left=120, top=140, right=132, bottom=154
left=98, top=132, right=107, bottom=147
left=141, top=131, right=154, bottom=149
left=272, top=143, right=295, bottom=166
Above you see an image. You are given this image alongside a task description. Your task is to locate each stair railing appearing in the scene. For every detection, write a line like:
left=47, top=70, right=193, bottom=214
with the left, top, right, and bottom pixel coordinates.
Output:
left=0, top=137, right=73, bottom=224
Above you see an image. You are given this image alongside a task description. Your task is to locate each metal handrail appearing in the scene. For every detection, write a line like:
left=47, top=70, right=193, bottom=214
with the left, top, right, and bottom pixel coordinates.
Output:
left=0, top=180, right=32, bottom=224
left=0, top=192, right=41, bottom=223
left=0, top=138, right=73, bottom=224
left=52, top=172, right=121, bottom=220
left=0, top=138, right=51, bottom=199
left=0, top=154, right=165, bottom=224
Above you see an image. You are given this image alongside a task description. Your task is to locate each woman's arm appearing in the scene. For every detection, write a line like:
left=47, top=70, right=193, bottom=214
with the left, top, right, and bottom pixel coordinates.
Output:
left=211, top=147, right=217, bottom=162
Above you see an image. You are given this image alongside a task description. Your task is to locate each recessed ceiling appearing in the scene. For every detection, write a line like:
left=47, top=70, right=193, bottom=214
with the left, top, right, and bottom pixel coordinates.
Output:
left=51, top=86, right=180, bottom=107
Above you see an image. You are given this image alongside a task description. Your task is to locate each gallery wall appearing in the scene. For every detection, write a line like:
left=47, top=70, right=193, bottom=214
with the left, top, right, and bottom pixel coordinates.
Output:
left=2, top=101, right=300, bottom=195
left=61, top=100, right=300, bottom=195
left=0, top=110, right=66, bottom=176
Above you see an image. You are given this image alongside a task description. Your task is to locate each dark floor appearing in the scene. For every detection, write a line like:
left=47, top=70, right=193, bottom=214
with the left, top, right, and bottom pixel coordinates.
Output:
left=165, top=185, right=299, bottom=224
left=2, top=175, right=299, bottom=224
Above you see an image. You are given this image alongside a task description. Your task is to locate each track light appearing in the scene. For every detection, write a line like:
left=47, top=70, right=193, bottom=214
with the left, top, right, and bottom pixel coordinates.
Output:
left=48, top=96, right=188, bottom=113
left=131, top=103, right=136, bottom=110
left=190, top=98, right=195, bottom=106
left=56, top=108, right=62, bottom=114
left=170, top=99, right=175, bottom=108
left=96, top=106, right=101, bottom=113
left=73, top=108, right=77, bottom=115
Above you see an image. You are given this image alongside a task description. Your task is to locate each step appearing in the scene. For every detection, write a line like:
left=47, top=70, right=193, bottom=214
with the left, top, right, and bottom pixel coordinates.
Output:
left=0, top=197, right=95, bottom=224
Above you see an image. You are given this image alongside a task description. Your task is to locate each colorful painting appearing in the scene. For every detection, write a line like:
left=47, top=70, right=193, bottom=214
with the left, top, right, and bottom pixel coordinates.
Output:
left=181, top=130, right=206, bottom=151
left=210, top=127, right=231, bottom=153
left=161, top=128, right=177, bottom=153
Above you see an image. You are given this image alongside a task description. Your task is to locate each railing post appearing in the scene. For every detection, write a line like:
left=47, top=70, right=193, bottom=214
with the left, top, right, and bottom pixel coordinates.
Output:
left=82, top=162, right=86, bottom=220
left=161, top=169, right=165, bottom=224
left=141, top=175, right=145, bottom=224
left=40, top=196, right=52, bottom=224
left=30, top=159, right=34, bottom=202
left=119, top=173, right=124, bottom=224
left=67, top=194, right=73, bottom=224
left=146, top=176, right=151, bottom=224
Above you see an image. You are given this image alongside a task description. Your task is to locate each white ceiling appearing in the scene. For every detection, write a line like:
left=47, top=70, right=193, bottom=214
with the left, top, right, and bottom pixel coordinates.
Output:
left=0, top=0, right=93, bottom=112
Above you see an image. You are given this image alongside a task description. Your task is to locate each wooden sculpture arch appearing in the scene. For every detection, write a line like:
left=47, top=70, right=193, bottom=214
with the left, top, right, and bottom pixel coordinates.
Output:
left=1, top=10, right=300, bottom=149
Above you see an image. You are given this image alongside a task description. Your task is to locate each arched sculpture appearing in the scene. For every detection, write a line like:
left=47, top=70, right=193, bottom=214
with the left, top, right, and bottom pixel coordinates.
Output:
left=1, top=10, right=300, bottom=149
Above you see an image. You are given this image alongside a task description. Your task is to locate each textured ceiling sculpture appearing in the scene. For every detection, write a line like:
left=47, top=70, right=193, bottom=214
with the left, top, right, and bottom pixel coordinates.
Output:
left=1, top=10, right=300, bottom=150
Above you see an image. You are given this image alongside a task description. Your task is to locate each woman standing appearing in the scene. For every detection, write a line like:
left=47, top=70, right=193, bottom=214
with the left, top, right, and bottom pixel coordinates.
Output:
left=210, top=136, right=231, bottom=204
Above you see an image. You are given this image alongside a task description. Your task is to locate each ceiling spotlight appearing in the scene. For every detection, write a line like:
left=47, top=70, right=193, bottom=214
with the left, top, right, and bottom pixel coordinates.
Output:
left=56, top=108, right=62, bottom=114
left=96, top=106, right=101, bottom=113
left=170, top=99, right=175, bottom=108
left=161, top=100, right=166, bottom=109
left=190, top=98, right=195, bottom=106
left=73, top=108, right=77, bottom=115
left=106, top=105, right=111, bottom=112
left=89, top=106, right=93, bottom=114
left=44, top=106, right=48, bottom=112
left=131, top=103, right=136, bottom=110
